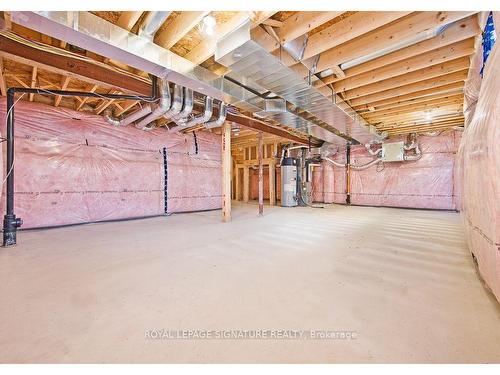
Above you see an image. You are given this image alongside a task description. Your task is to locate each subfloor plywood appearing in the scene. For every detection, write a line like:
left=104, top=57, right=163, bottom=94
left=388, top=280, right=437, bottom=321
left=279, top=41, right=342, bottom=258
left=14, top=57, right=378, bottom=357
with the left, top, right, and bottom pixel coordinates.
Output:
left=1, top=203, right=499, bottom=363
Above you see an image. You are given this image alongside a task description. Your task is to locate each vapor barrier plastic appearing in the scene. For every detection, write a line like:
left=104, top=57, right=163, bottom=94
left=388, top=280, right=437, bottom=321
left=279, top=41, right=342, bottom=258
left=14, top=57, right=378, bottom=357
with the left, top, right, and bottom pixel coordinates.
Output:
left=313, top=132, right=460, bottom=210
left=0, top=99, right=221, bottom=229
left=456, top=25, right=500, bottom=302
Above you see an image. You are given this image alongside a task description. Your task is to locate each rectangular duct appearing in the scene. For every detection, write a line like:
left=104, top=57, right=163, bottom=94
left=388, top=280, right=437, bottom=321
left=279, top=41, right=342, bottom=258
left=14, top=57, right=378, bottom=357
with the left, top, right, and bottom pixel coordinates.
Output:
left=9, top=11, right=368, bottom=144
left=215, top=20, right=378, bottom=144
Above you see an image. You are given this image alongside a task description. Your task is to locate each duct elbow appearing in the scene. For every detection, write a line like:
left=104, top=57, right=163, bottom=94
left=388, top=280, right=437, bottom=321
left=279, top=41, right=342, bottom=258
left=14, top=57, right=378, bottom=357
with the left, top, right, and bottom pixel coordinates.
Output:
left=205, top=102, right=227, bottom=129
left=135, top=80, right=172, bottom=129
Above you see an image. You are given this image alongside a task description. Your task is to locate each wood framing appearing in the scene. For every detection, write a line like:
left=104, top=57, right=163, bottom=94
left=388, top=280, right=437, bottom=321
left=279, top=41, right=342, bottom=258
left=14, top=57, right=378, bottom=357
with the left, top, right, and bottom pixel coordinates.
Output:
left=222, top=121, right=232, bottom=222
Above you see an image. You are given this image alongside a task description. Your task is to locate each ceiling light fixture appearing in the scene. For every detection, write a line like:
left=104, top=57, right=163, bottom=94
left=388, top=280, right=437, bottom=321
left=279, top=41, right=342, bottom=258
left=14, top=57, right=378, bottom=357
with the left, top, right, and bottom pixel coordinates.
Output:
left=200, top=15, right=217, bottom=36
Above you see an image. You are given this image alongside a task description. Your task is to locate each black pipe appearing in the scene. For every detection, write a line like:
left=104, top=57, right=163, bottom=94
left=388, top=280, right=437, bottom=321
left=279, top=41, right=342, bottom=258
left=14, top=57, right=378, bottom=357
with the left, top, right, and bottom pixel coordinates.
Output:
left=2, top=76, right=158, bottom=247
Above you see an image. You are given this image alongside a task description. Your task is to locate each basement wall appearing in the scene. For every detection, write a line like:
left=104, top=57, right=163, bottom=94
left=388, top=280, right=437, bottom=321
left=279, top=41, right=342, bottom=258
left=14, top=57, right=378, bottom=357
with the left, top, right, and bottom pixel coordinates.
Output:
left=312, top=132, right=461, bottom=210
left=0, top=99, right=221, bottom=229
left=456, top=12, right=500, bottom=303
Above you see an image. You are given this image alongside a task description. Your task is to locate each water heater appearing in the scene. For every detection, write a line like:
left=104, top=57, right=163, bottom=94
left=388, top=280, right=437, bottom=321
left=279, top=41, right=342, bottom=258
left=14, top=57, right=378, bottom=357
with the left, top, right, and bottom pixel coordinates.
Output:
left=281, top=157, right=298, bottom=207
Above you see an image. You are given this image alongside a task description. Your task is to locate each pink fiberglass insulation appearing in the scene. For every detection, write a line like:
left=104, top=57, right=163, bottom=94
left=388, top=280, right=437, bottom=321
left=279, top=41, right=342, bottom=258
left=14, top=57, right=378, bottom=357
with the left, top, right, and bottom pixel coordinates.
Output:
left=312, top=167, right=323, bottom=203
left=456, top=22, right=500, bottom=303
left=313, top=132, right=460, bottom=210
left=0, top=99, right=221, bottom=229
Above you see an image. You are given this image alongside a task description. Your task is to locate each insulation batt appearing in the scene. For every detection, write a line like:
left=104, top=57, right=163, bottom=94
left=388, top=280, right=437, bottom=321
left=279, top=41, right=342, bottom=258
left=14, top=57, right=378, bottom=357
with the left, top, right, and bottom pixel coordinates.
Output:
left=0, top=99, right=221, bottom=229
left=312, top=131, right=461, bottom=210
left=456, top=13, right=500, bottom=303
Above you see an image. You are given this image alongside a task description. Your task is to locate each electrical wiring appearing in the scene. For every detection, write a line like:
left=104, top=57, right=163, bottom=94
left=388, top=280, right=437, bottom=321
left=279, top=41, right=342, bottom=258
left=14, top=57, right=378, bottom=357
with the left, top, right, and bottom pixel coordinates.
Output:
left=1, top=93, right=26, bottom=186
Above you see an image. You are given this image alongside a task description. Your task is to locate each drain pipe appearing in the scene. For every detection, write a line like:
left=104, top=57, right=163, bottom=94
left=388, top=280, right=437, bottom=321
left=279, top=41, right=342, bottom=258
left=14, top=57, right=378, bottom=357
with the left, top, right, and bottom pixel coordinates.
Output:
left=205, top=102, right=227, bottom=129
left=2, top=76, right=158, bottom=247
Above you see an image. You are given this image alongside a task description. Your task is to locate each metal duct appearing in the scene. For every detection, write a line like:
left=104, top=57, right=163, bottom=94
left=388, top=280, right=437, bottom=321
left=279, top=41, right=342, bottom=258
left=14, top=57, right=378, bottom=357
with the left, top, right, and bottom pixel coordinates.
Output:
left=105, top=105, right=153, bottom=127
left=186, top=96, right=213, bottom=127
left=172, top=87, right=194, bottom=125
left=205, top=102, right=227, bottom=129
left=138, top=11, right=171, bottom=39
left=11, top=12, right=377, bottom=144
left=215, top=19, right=377, bottom=144
left=135, top=80, right=172, bottom=130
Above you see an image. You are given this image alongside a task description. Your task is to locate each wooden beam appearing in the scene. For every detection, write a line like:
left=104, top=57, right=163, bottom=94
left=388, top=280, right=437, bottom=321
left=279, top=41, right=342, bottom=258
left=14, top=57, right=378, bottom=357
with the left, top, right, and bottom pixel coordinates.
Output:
left=353, top=81, right=464, bottom=111
left=304, top=11, right=477, bottom=74
left=344, top=58, right=470, bottom=101
left=0, top=57, right=8, bottom=96
left=388, top=122, right=464, bottom=135
left=348, top=69, right=469, bottom=107
left=222, top=121, right=232, bottom=222
left=316, top=15, right=479, bottom=87
left=263, top=24, right=280, bottom=44
left=0, top=33, right=151, bottom=96
left=261, top=19, right=283, bottom=28
left=28, top=66, right=38, bottom=101
left=277, top=12, right=344, bottom=45
left=54, top=76, right=70, bottom=107
left=258, top=132, right=264, bottom=215
left=116, top=11, right=143, bottom=31
left=302, top=11, right=411, bottom=63
left=363, top=96, right=463, bottom=119
left=360, top=91, right=464, bottom=115
left=332, top=38, right=474, bottom=93
left=366, top=106, right=463, bottom=123
left=379, top=116, right=465, bottom=130
left=154, top=11, right=210, bottom=49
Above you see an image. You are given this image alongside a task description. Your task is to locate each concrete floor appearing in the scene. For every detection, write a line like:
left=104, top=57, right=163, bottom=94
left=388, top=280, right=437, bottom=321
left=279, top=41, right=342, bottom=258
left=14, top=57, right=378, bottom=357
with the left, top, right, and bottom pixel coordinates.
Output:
left=1, top=203, right=499, bottom=363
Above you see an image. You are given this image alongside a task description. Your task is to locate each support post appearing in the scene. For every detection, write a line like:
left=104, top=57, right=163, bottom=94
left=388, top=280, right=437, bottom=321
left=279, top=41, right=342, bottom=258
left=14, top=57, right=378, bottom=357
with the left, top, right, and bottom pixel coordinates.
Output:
left=258, top=132, right=264, bottom=215
left=235, top=166, right=241, bottom=201
left=346, top=142, right=351, bottom=205
left=269, top=161, right=276, bottom=206
left=243, top=166, right=249, bottom=203
left=221, top=121, right=231, bottom=222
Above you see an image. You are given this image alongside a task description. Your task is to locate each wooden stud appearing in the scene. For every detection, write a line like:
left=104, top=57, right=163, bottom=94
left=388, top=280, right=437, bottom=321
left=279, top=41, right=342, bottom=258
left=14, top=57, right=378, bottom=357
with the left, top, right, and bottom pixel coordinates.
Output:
left=235, top=166, right=241, bottom=201
left=115, top=100, right=139, bottom=116
left=76, top=84, right=99, bottom=111
left=222, top=121, right=232, bottom=222
left=54, top=76, right=70, bottom=107
left=258, top=132, right=264, bottom=215
left=0, top=57, right=7, bottom=96
left=243, top=166, right=250, bottom=203
left=29, top=66, right=37, bottom=101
